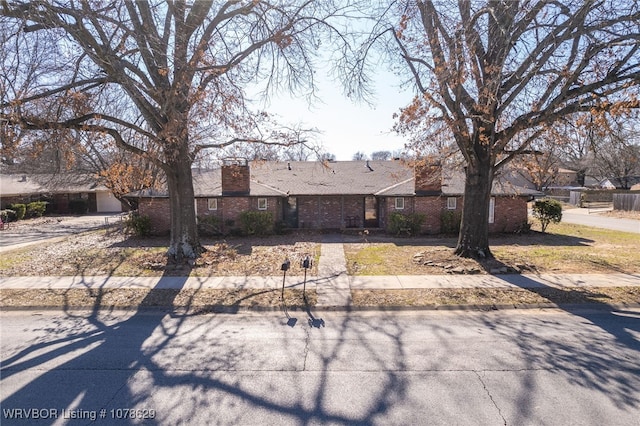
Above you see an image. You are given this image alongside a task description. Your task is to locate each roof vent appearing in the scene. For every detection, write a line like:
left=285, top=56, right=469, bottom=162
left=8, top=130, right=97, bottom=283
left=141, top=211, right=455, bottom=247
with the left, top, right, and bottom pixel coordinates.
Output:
left=366, top=161, right=374, bottom=172
left=19, top=175, right=27, bottom=182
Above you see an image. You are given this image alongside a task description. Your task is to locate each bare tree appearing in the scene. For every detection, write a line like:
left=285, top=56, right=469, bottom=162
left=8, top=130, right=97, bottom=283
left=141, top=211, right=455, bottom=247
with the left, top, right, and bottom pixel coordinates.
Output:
left=371, top=150, right=391, bottom=160
left=1, top=1, right=347, bottom=261
left=591, top=114, right=640, bottom=188
left=352, top=151, right=368, bottom=160
left=351, top=0, right=640, bottom=257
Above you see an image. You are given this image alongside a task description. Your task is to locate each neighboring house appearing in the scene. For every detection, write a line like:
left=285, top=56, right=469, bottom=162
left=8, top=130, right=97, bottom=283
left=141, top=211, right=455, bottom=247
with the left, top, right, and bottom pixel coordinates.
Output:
left=0, top=174, right=124, bottom=213
left=132, top=159, right=541, bottom=235
left=598, top=176, right=640, bottom=190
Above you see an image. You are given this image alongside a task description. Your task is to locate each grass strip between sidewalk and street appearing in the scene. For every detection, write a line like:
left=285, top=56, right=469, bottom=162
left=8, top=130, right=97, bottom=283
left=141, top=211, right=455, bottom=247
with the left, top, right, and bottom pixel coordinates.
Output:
left=0, top=288, right=316, bottom=312
left=351, top=287, right=640, bottom=308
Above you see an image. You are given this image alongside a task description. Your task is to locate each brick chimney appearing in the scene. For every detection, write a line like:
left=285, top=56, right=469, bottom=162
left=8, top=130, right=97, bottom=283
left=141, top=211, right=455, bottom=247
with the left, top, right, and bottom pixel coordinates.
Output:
left=221, top=158, right=250, bottom=195
left=414, top=162, right=442, bottom=195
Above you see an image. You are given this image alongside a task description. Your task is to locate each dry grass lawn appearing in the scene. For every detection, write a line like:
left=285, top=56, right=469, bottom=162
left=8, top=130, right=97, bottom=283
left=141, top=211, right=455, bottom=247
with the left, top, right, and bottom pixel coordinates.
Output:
left=1, top=218, right=639, bottom=310
left=344, top=222, right=640, bottom=275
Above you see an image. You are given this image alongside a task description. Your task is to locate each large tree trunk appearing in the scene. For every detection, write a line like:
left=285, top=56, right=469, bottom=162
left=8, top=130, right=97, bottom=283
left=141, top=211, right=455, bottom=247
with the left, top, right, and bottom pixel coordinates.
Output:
left=164, top=147, right=204, bottom=264
left=455, top=157, right=495, bottom=259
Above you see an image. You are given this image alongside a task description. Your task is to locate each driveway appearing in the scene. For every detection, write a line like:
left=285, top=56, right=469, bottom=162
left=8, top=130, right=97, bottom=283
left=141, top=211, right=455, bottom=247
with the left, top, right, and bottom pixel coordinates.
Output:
left=0, top=213, right=125, bottom=252
left=559, top=208, right=640, bottom=234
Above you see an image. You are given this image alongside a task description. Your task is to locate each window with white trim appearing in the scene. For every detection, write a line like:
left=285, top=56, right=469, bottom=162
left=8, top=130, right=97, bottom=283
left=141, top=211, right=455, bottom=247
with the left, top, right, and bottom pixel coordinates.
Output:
left=447, top=197, right=457, bottom=210
left=395, top=197, right=405, bottom=210
left=488, top=197, right=495, bottom=224
left=258, top=198, right=268, bottom=210
left=207, top=198, right=218, bottom=210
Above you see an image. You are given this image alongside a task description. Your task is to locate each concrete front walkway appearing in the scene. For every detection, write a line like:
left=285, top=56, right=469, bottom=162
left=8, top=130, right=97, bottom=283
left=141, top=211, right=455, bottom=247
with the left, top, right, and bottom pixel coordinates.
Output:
left=315, top=234, right=352, bottom=307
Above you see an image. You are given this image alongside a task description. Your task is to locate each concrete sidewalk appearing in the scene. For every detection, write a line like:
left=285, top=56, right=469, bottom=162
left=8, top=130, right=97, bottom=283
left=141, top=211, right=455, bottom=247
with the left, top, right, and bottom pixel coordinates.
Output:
left=2, top=232, right=639, bottom=309
left=2, top=272, right=638, bottom=292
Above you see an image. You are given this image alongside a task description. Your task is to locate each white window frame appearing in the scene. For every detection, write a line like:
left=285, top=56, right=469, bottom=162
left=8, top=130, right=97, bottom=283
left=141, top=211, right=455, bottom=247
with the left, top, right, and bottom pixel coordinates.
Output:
left=489, top=197, right=495, bottom=224
left=394, top=197, right=405, bottom=210
left=258, top=198, right=268, bottom=210
left=207, top=198, right=218, bottom=211
left=447, top=197, right=457, bottom=210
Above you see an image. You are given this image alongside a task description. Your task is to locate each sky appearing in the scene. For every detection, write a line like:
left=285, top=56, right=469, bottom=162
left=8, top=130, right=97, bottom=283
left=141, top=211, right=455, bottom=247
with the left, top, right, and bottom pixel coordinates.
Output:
left=259, top=68, right=417, bottom=161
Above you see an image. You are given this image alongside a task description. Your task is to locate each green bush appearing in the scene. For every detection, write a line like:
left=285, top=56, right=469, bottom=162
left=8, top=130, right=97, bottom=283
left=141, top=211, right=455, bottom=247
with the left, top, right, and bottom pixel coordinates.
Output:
left=440, top=211, right=461, bottom=234
left=239, top=211, right=274, bottom=236
left=1, top=209, right=17, bottom=222
left=532, top=198, right=562, bottom=233
left=26, top=201, right=48, bottom=218
left=197, top=215, right=222, bottom=236
left=9, top=204, right=26, bottom=220
left=68, top=199, right=88, bottom=214
left=125, top=212, right=152, bottom=236
left=387, top=212, right=426, bottom=236
left=514, top=221, right=532, bottom=234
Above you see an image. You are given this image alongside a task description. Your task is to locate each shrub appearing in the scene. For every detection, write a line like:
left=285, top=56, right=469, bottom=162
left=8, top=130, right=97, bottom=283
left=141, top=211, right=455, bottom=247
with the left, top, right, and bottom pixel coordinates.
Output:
left=387, top=212, right=426, bottom=236
left=239, top=211, right=274, bottom=236
left=440, top=211, right=461, bottom=234
left=532, top=198, right=562, bottom=233
left=125, top=212, right=152, bottom=236
left=1, top=209, right=17, bottom=222
left=197, top=215, right=222, bottom=236
left=68, top=199, right=88, bottom=214
left=9, top=203, right=26, bottom=220
left=26, top=201, right=48, bottom=218
left=514, top=221, right=532, bottom=235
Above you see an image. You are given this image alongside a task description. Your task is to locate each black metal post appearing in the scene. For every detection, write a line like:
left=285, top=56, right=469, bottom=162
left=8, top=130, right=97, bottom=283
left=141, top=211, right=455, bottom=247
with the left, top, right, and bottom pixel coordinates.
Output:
left=281, top=259, right=290, bottom=300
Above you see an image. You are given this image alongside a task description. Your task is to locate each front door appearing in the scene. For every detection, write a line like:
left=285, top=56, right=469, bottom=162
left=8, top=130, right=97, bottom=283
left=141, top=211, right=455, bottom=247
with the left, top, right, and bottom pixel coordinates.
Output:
left=364, top=196, right=379, bottom=228
left=283, top=196, right=298, bottom=228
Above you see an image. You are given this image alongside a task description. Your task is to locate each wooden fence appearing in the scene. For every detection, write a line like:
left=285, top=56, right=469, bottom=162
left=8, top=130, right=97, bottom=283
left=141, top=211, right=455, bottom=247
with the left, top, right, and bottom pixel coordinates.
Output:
left=613, top=193, right=640, bottom=211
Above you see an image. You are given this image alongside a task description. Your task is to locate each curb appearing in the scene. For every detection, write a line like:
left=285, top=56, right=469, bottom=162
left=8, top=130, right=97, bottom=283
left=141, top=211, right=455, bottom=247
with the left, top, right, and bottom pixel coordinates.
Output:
left=2, top=302, right=639, bottom=313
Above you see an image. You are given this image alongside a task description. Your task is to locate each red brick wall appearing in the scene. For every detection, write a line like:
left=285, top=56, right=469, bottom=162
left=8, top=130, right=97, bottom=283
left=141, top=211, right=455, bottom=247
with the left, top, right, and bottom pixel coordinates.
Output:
left=138, top=198, right=171, bottom=234
left=195, top=198, right=224, bottom=222
left=489, top=196, right=528, bottom=233
left=298, top=195, right=365, bottom=229
left=221, top=164, right=250, bottom=194
left=415, top=163, right=442, bottom=193
left=219, top=197, right=281, bottom=231
left=141, top=196, right=283, bottom=234
left=380, top=196, right=453, bottom=234
left=415, top=196, right=456, bottom=234
left=140, top=194, right=529, bottom=235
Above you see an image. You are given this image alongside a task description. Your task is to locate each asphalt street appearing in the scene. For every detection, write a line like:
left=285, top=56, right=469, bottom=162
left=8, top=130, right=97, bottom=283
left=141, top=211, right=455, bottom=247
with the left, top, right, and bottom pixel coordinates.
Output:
left=1, top=308, right=639, bottom=425
left=560, top=208, right=640, bottom=233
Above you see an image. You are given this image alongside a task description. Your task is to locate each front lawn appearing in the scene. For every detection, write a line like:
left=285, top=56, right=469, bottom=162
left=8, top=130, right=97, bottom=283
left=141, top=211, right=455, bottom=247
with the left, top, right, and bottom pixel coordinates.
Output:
left=344, top=222, right=640, bottom=275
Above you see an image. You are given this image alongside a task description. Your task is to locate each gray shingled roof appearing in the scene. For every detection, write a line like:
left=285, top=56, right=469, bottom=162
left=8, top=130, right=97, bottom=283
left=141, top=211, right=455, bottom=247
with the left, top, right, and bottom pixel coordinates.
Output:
left=131, top=160, right=541, bottom=198
left=250, top=160, right=414, bottom=196
left=441, top=169, right=543, bottom=196
left=0, top=174, right=107, bottom=196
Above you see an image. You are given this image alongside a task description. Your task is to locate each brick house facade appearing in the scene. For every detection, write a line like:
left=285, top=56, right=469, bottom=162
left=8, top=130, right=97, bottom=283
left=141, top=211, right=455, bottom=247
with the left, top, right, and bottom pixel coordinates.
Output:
left=134, top=160, right=540, bottom=235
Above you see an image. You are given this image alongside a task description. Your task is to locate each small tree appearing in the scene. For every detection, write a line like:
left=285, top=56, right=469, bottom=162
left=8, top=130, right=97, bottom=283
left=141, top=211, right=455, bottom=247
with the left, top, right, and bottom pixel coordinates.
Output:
left=532, top=199, right=563, bottom=233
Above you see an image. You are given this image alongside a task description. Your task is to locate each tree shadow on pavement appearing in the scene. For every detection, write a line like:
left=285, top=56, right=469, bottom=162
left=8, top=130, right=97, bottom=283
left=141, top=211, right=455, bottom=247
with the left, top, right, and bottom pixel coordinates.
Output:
left=1, top=273, right=410, bottom=425
left=485, top=273, right=640, bottom=423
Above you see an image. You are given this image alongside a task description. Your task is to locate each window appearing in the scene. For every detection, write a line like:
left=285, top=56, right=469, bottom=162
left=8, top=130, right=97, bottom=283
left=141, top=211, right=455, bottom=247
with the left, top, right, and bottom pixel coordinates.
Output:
left=447, top=197, right=457, bottom=210
left=489, top=197, right=495, bottom=224
left=207, top=198, right=218, bottom=211
left=395, top=197, right=404, bottom=210
left=258, top=198, right=268, bottom=210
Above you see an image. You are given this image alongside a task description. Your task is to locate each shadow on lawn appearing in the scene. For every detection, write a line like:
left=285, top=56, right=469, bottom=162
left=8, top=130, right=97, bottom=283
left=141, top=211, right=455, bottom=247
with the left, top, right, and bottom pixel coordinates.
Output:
left=343, top=230, right=594, bottom=248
